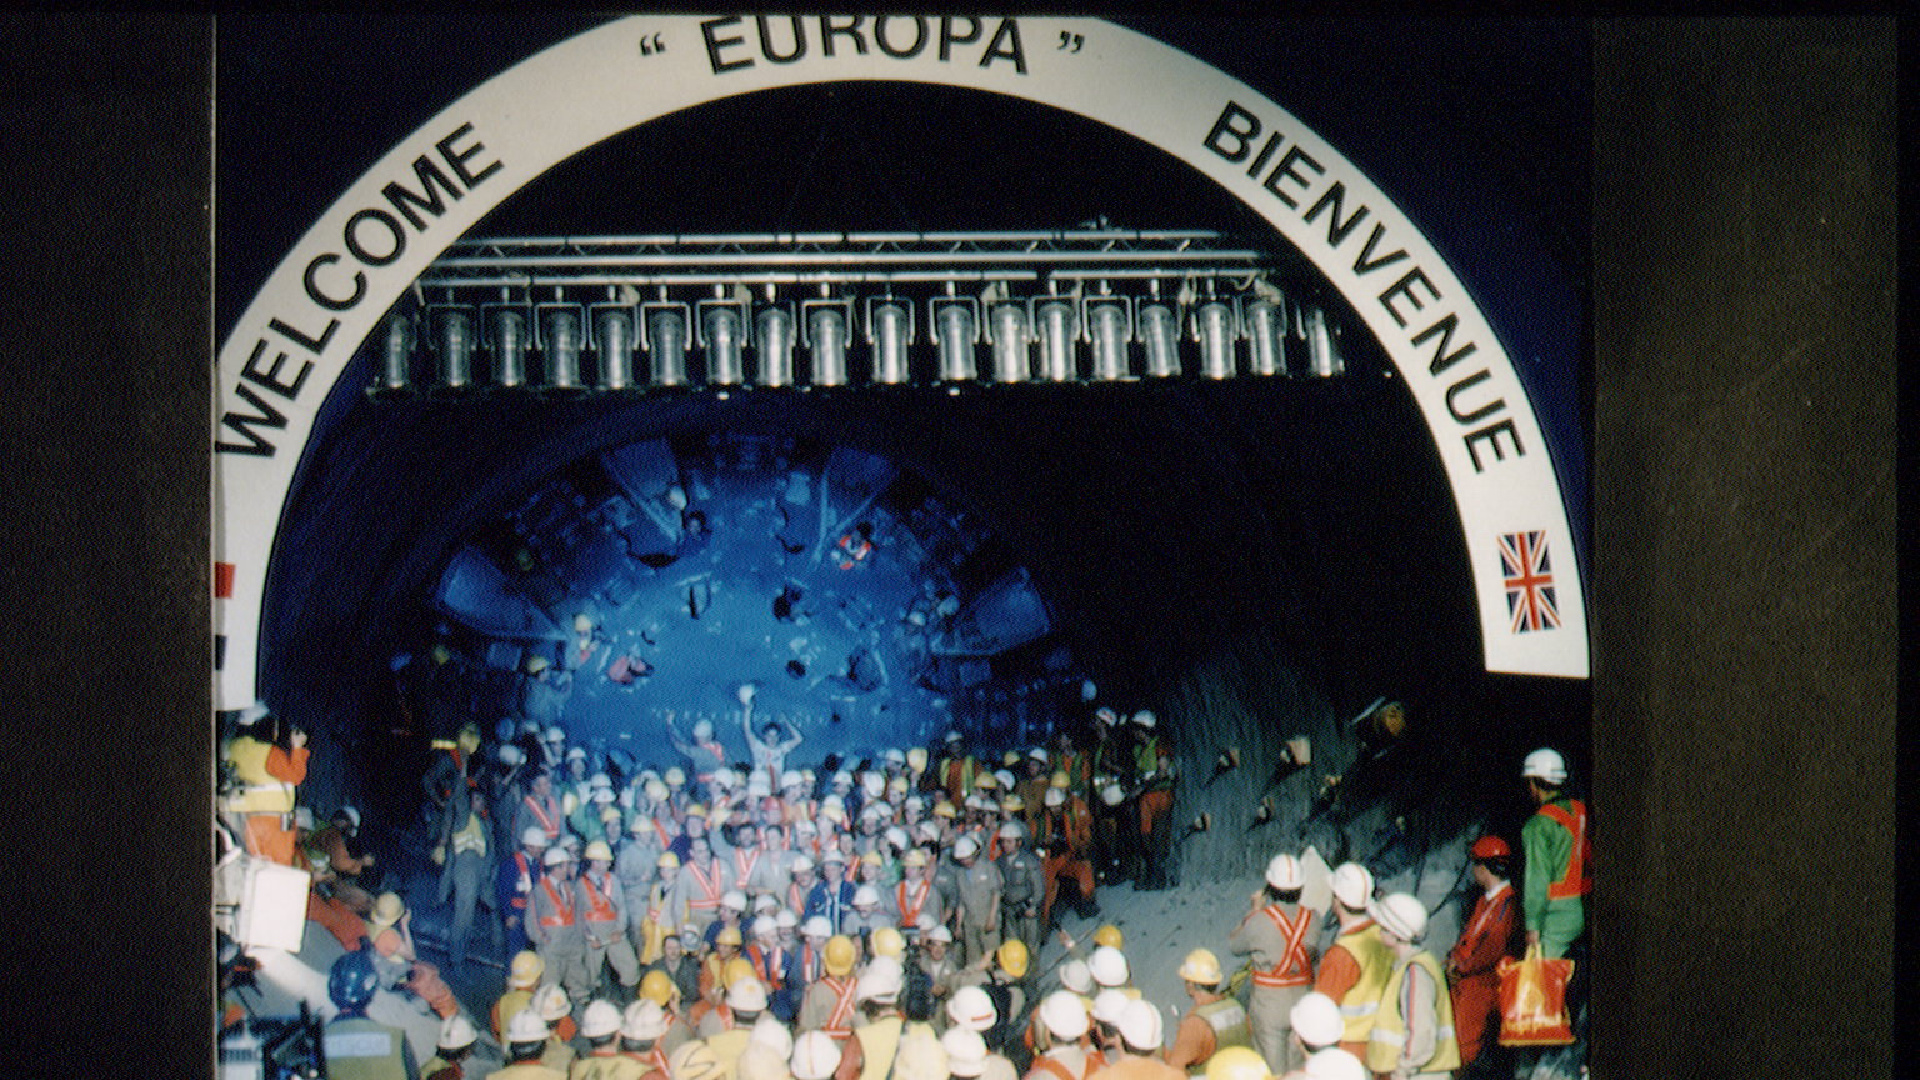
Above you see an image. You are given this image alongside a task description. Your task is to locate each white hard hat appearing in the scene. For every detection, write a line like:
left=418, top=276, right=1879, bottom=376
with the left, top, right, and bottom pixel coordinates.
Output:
left=1039, top=990, right=1090, bottom=1040
left=884, top=747, right=907, bottom=765
left=1330, top=862, right=1374, bottom=909
left=775, top=909, right=799, bottom=930
left=1132, top=710, right=1156, bottom=729
left=622, top=1000, right=671, bottom=1041
left=1302, top=1048, right=1369, bottom=1080
left=337, top=805, right=363, bottom=830
left=893, top=1031, right=949, bottom=1080
left=789, top=854, right=816, bottom=874
left=534, top=983, right=572, bottom=1021
left=997, top=822, right=1025, bottom=841
left=1058, top=959, right=1092, bottom=994
left=1090, top=989, right=1131, bottom=1026
left=802, top=915, right=833, bottom=938
left=1265, top=853, right=1304, bottom=891
left=1523, top=747, right=1568, bottom=785
left=543, top=846, right=573, bottom=866
left=436, top=1014, right=478, bottom=1050
left=505, top=1008, right=549, bottom=1043
left=521, top=825, right=549, bottom=848
left=941, top=1027, right=988, bottom=1078
left=1116, top=998, right=1163, bottom=1051
left=853, top=885, right=881, bottom=908
left=1088, top=945, right=1129, bottom=988
left=927, top=924, right=954, bottom=944
left=496, top=744, right=525, bottom=766
left=692, top=719, right=714, bottom=739
left=749, top=1013, right=795, bottom=1059
left=1289, top=992, right=1344, bottom=1049
left=728, top=977, right=770, bottom=1012
left=581, top=999, right=623, bottom=1039
left=545, top=725, right=566, bottom=742
left=590, top=771, right=612, bottom=788
left=953, top=836, right=980, bottom=860
left=736, top=1043, right=791, bottom=1080
left=862, top=772, right=887, bottom=799
left=790, top=1031, right=841, bottom=1080
left=722, top=890, right=749, bottom=912
left=993, top=769, right=1017, bottom=790
left=752, top=915, right=778, bottom=938
left=1028, top=747, right=1048, bottom=762
left=1044, top=787, right=1066, bottom=808
left=856, top=955, right=904, bottom=1002
left=832, top=770, right=854, bottom=786
left=567, top=747, right=588, bottom=762
left=947, top=985, right=996, bottom=1032
left=1100, top=783, right=1126, bottom=807
left=748, top=776, right=772, bottom=798
left=1370, top=892, right=1429, bottom=943
left=780, top=770, right=805, bottom=789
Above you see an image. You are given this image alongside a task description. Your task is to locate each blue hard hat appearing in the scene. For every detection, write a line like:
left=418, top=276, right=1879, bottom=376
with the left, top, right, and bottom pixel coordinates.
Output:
left=328, top=950, right=380, bottom=1012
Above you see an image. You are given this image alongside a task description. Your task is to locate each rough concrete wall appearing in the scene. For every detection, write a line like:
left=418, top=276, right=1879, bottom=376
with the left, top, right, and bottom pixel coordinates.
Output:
left=1592, top=19, right=1895, bottom=1080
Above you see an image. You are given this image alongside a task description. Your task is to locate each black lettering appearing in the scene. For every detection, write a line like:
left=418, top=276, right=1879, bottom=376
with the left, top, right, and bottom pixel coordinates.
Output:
left=268, top=315, right=338, bottom=356
left=819, top=15, right=867, bottom=57
left=241, top=338, right=313, bottom=400
left=214, top=380, right=289, bottom=457
left=873, top=16, right=927, bottom=58
left=1443, top=369, right=1503, bottom=425
left=757, top=16, right=806, bottom=63
left=1303, top=182, right=1370, bottom=249
left=702, top=16, right=754, bottom=72
left=1261, top=145, right=1324, bottom=209
left=344, top=208, right=405, bottom=267
left=1203, top=101, right=1261, bottom=164
left=382, top=154, right=462, bottom=231
left=303, top=252, right=365, bottom=312
left=1464, top=419, right=1524, bottom=472
left=1411, top=312, right=1479, bottom=376
left=1378, top=267, right=1438, bottom=328
left=979, top=17, right=1026, bottom=73
left=435, top=123, right=502, bottom=189
left=1240, top=133, right=1278, bottom=179
left=1351, top=223, right=1407, bottom=275
left=940, top=17, right=981, bottom=60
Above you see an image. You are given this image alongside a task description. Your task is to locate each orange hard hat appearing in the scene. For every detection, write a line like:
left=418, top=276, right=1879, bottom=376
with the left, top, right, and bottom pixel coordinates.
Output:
left=1470, top=835, right=1512, bottom=861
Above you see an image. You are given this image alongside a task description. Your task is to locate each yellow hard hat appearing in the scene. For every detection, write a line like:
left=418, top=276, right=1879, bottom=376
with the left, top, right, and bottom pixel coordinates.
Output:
left=861, top=850, right=883, bottom=867
left=933, top=801, right=957, bottom=819
left=523, top=654, right=548, bottom=674
left=509, top=950, right=545, bottom=989
left=1050, top=771, right=1070, bottom=789
left=575, top=613, right=595, bottom=633
left=724, top=956, right=756, bottom=985
left=973, top=772, right=998, bottom=790
left=657, top=852, right=681, bottom=869
left=1178, top=948, right=1224, bottom=985
left=871, top=926, right=906, bottom=958
left=640, top=969, right=677, bottom=1005
left=670, top=1040, right=723, bottom=1080
left=370, top=892, right=405, bottom=928
left=906, top=747, right=928, bottom=771
left=1206, top=1047, right=1272, bottom=1080
left=995, top=938, right=1030, bottom=978
left=584, top=840, right=614, bottom=862
left=1092, top=925, right=1124, bottom=950
left=1002, top=751, right=1022, bottom=766
left=717, top=926, right=743, bottom=947
left=1000, top=795, right=1024, bottom=813
left=824, top=935, right=858, bottom=976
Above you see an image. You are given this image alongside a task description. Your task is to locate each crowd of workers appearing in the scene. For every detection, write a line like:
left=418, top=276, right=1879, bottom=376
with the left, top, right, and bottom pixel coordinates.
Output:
left=218, top=682, right=1589, bottom=1080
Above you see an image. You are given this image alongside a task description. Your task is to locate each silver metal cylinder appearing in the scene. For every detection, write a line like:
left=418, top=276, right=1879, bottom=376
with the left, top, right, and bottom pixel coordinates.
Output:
left=379, top=311, right=413, bottom=391
left=871, top=300, right=911, bottom=385
left=807, top=306, right=848, bottom=387
left=437, top=308, right=474, bottom=389
left=1197, top=301, right=1235, bottom=379
left=1088, top=302, right=1129, bottom=381
left=1244, top=298, right=1284, bottom=377
left=755, top=306, right=794, bottom=387
left=544, top=309, right=582, bottom=389
left=595, top=309, right=634, bottom=390
left=647, top=308, right=688, bottom=387
left=493, top=309, right=529, bottom=388
left=1304, top=305, right=1342, bottom=376
left=704, top=306, right=744, bottom=386
left=1138, top=302, right=1180, bottom=378
left=1035, top=299, right=1076, bottom=382
left=936, top=303, right=977, bottom=383
left=988, top=302, right=1030, bottom=383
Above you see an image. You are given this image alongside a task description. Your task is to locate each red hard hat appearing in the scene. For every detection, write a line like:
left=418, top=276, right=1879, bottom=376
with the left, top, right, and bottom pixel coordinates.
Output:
left=1470, top=835, right=1511, bottom=860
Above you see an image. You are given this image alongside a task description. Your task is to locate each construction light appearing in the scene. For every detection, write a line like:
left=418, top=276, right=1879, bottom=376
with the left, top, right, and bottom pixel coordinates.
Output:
left=932, top=293, right=980, bottom=383
left=1136, top=298, right=1180, bottom=379
left=642, top=300, right=690, bottom=388
left=1083, top=291, right=1132, bottom=382
left=985, top=300, right=1031, bottom=384
left=697, top=293, right=747, bottom=387
left=755, top=300, right=796, bottom=388
left=802, top=296, right=852, bottom=387
left=1033, top=296, right=1077, bottom=383
left=433, top=305, right=476, bottom=390
left=486, top=303, right=530, bottom=389
left=1243, top=292, right=1286, bottom=378
left=1303, top=304, right=1343, bottom=377
left=537, top=301, right=585, bottom=390
left=593, top=304, right=636, bottom=390
left=866, top=296, right=914, bottom=385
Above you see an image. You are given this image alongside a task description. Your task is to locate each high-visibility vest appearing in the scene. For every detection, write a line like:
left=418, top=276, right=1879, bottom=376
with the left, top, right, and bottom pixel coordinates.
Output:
left=686, top=863, right=725, bottom=911
left=538, top=878, right=577, bottom=929
left=1251, top=905, right=1314, bottom=988
left=1185, top=997, right=1252, bottom=1074
left=1364, top=951, right=1459, bottom=1075
left=1538, top=799, right=1592, bottom=899
left=223, top=736, right=297, bottom=813
left=896, top=878, right=933, bottom=927
left=1332, top=923, right=1394, bottom=1046
left=747, top=944, right=787, bottom=990
left=856, top=1015, right=904, bottom=1080
left=580, top=872, right=621, bottom=927
left=823, top=977, right=858, bottom=1040
left=733, top=849, right=762, bottom=885
left=524, top=795, right=562, bottom=841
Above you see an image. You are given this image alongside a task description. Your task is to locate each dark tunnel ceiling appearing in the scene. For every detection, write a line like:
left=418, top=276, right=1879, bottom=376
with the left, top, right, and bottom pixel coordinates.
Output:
left=253, top=66, right=1580, bottom=762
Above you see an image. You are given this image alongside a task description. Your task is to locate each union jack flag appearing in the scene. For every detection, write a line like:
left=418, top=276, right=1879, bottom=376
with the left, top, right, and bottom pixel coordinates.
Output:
left=1499, top=531, right=1560, bottom=634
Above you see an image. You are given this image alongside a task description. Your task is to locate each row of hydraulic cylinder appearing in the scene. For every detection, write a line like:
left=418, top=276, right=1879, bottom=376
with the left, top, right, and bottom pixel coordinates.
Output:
left=378, top=292, right=1341, bottom=393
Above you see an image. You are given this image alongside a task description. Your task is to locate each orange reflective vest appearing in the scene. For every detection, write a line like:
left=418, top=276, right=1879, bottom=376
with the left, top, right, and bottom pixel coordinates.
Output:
left=538, top=877, right=576, bottom=928
left=1538, top=800, right=1592, bottom=899
left=1251, top=904, right=1314, bottom=988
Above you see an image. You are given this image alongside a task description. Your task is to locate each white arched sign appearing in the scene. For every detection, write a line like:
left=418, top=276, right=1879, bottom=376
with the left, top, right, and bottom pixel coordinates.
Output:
left=214, top=15, right=1589, bottom=708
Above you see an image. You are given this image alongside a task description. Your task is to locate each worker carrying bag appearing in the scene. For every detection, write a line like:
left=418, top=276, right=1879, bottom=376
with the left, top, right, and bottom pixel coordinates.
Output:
left=1496, top=944, right=1574, bottom=1046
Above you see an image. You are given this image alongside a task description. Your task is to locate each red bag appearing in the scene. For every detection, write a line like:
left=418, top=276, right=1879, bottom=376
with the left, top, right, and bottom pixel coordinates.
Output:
left=1496, top=944, right=1574, bottom=1046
